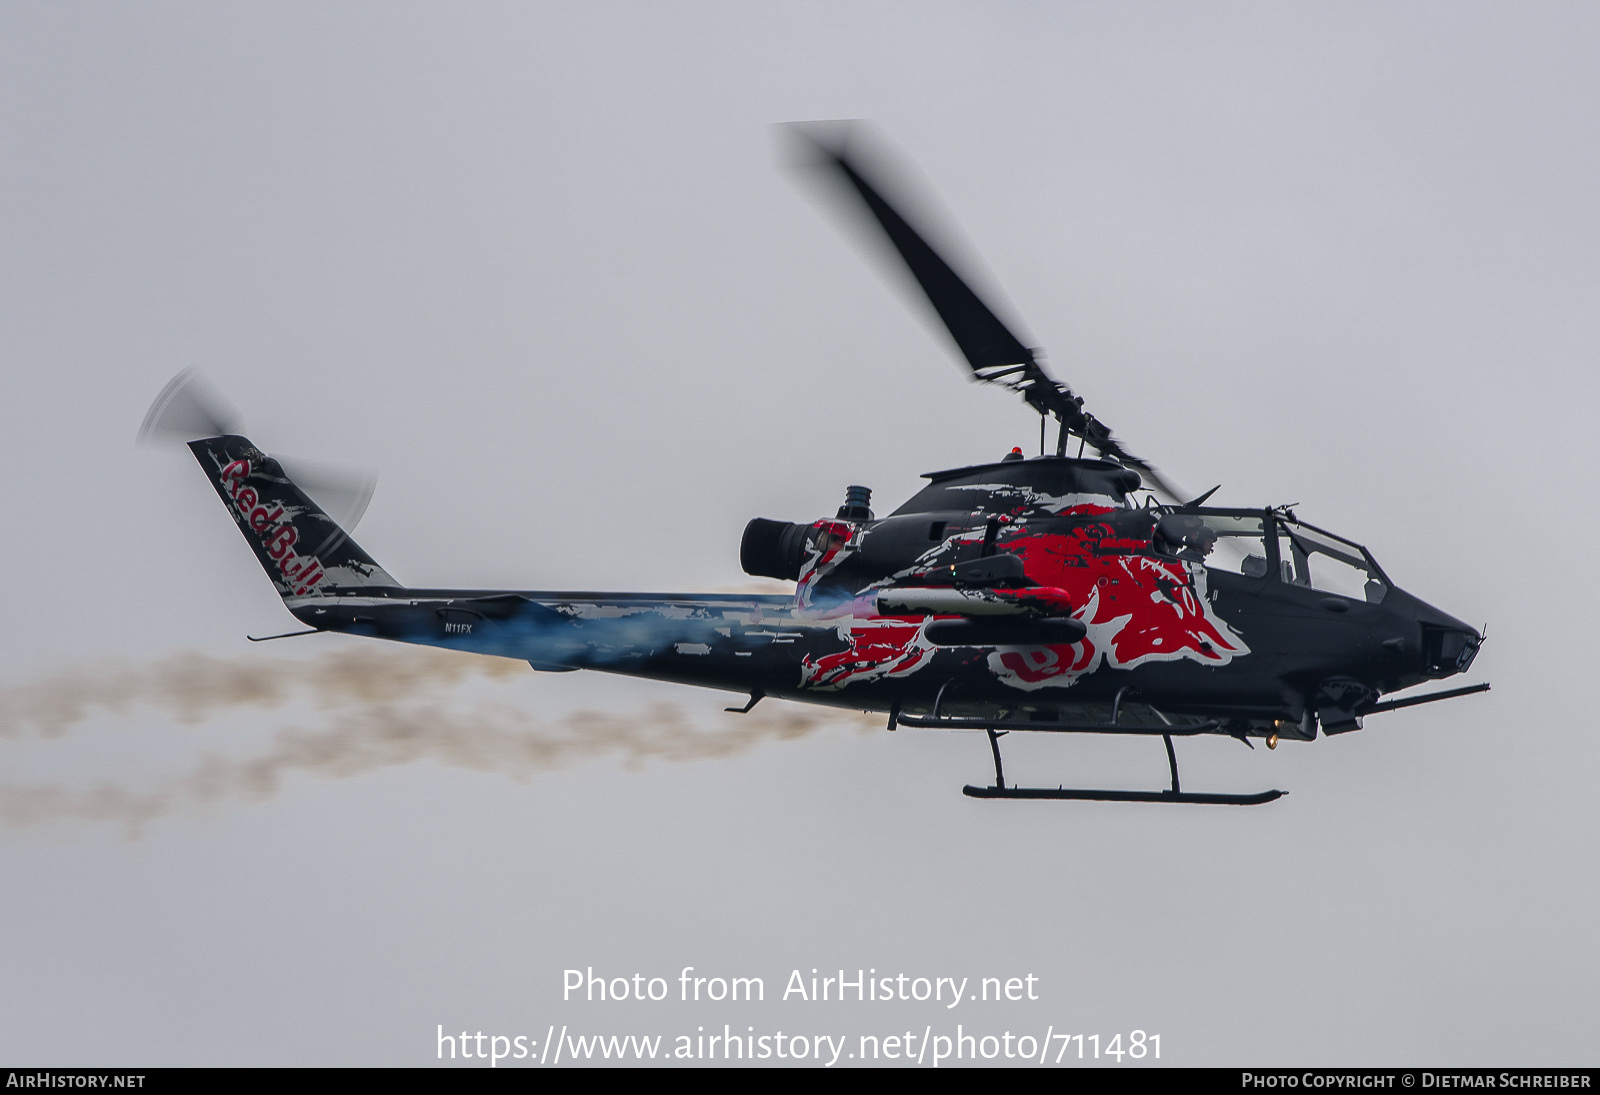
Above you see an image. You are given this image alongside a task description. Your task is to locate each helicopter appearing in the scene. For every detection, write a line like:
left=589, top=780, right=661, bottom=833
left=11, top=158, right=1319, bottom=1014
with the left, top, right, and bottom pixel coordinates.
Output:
left=142, top=124, right=1488, bottom=805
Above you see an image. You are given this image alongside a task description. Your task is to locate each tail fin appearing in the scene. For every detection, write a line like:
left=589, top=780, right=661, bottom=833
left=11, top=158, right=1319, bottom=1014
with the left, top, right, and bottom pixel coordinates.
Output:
left=189, top=435, right=399, bottom=598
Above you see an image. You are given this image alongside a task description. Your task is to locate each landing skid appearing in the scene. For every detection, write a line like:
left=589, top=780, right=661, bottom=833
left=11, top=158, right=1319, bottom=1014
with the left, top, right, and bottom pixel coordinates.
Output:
left=964, top=785, right=1284, bottom=805
left=968, top=727, right=1285, bottom=806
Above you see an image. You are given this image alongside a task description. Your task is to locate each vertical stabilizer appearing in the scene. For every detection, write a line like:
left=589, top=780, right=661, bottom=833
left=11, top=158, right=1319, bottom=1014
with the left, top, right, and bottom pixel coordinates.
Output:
left=189, top=435, right=399, bottom=598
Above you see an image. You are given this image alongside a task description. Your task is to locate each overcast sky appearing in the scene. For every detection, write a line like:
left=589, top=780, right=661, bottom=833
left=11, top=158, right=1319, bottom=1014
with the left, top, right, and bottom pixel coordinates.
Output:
left=1, top=1, right=1595, bottom=1067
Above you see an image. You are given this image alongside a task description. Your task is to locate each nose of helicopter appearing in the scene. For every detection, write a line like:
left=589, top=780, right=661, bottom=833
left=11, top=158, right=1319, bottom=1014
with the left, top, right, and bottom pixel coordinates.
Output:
left=1399, top=594, right=1484, bottom=679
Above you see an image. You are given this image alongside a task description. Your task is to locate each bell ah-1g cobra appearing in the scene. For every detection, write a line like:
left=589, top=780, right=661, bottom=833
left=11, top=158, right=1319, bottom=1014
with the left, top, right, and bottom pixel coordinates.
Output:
left=141, top=123, right=1488, bottom=805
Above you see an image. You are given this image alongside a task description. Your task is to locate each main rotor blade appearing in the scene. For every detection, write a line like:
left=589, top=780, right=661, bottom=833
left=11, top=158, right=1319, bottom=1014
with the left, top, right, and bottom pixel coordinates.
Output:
left=790, top=125, right=1035, bottom=378
left=783, top=122, right=1188, bottom=497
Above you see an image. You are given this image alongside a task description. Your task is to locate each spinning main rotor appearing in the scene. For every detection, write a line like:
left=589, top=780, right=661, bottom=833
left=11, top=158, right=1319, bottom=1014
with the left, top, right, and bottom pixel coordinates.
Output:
left=787, top=122, right=1184, bottom=502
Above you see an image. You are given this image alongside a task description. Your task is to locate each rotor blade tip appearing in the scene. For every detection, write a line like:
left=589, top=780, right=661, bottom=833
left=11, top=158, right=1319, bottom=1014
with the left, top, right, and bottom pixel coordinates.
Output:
left=137, top=369, right=242, bottom=445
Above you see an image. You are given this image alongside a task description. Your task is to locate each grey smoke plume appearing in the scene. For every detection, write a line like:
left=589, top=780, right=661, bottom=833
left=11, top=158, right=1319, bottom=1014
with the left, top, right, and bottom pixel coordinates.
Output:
left=0, top=647, right=528, bottom=739
left=0, top=649, right=878, bottom=831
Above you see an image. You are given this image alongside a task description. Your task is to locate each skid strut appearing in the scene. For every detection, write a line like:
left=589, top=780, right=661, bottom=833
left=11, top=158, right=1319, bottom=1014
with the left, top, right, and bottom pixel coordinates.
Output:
left=986, top=729, right=1007, bottom=787
left=963, top=726, right=1284, bottom=806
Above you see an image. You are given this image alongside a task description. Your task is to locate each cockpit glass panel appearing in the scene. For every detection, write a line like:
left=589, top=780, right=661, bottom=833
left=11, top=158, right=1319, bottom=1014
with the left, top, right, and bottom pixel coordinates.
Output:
left=1155, top=513, right=1270, bottom=578
left=1274, top=521, right=1387, bottom=603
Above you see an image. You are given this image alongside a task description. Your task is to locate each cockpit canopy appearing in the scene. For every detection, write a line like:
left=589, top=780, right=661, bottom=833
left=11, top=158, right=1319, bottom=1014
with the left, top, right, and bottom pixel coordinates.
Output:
left=1157, top=508, right=1389, bottom=603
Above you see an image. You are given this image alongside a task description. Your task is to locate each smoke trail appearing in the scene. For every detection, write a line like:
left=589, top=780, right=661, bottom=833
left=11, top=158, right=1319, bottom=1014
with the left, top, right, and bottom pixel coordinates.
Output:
left=0, top=648, right=879, bottom=831
left=0, top=647, right=527, bottom=739
left=0, top=700, right=873, bottom=832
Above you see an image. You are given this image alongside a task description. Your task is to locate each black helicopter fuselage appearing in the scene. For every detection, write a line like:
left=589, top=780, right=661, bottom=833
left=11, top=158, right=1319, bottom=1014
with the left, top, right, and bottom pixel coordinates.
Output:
left=207, top=440, right=1480, bottom=744
left=161, top=126, right=1490, bottom=801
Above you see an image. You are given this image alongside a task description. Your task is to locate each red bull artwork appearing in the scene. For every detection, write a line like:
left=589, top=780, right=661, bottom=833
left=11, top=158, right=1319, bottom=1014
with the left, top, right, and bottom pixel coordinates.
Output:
left=796, top=503, right=1249, bottom=694
left=220, top=458, right=328, bottom=596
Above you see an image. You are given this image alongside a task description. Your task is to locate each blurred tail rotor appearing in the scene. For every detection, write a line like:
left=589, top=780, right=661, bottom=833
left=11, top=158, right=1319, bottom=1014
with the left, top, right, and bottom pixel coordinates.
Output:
left=137, top=368, right=241, bottom=445
left=138, top=370, right=378, bottom=532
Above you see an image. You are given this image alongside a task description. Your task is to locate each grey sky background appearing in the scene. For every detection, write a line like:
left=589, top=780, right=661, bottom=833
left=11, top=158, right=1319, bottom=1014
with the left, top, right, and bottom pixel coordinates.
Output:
left=1, top=1, right=1595, bottom=1066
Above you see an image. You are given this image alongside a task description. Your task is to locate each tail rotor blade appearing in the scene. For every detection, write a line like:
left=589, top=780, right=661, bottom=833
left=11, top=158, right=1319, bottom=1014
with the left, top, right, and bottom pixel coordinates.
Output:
left=137, top=369, right=242, bottom=444
left=139, top=371, right=378, bottom=532
left=274, top=457, right=378, bottom=533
